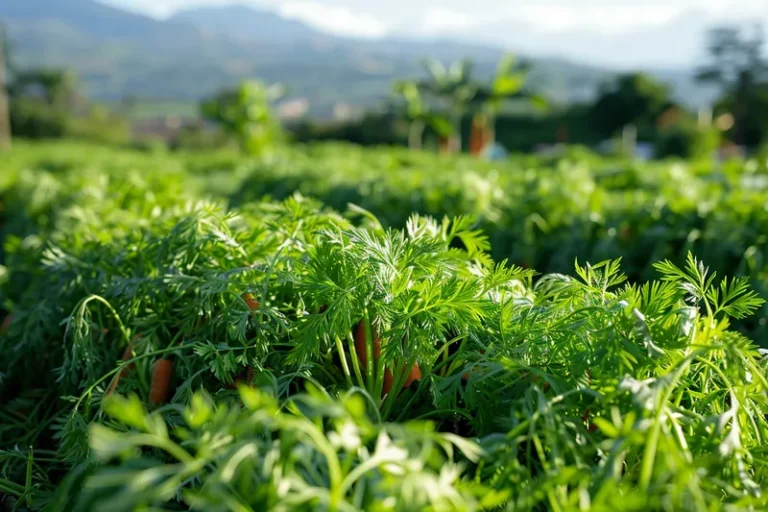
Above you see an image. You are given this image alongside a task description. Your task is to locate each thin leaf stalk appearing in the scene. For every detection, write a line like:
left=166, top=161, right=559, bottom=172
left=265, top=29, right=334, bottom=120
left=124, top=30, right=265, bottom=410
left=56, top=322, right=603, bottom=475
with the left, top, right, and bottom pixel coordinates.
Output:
left=345, top=333, right=366, bottom=389
left=334, top=336, right=354, bottom=388
left=363, top=311, right=375, bottom=392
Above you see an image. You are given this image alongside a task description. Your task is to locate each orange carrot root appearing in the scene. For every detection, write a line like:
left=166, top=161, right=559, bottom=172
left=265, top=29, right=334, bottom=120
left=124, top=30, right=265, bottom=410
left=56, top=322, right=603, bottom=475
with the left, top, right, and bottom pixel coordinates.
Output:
left=383, top=369, right=395, bottom=394
left=354, top=320, right=368, bottom=368
left=106, top=344, right=135, bottom=397
left=225, top=365, right=256, bottom=390
left=122, top=344, right=136, bottom=369
left=354, top=319, right=381, bottom=369
left=355, top=319, right=421, bottom=397
left=582, top=408, right=598, bottom=432
left=242, top=293, right=260, bottom=311
left=403, top=363, right=422, bottom=388
left=462, top=366, right=482, bottom=382
left=149, top=359, right=173, bottom=405
left=0, top=314, right=12, bottom=335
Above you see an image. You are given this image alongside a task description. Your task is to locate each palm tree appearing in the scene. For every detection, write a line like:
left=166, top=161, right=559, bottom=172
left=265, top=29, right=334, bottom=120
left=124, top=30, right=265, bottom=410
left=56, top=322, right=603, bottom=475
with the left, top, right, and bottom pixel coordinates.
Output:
left=0, top=25, right=11, bottom=149
left=469, top=54, right=547, bottom=155
left=696, top=25, right=768, bottom=146
left=392, top=80, right=452, bottom=150
left=417, top=58, right=477, bottom=152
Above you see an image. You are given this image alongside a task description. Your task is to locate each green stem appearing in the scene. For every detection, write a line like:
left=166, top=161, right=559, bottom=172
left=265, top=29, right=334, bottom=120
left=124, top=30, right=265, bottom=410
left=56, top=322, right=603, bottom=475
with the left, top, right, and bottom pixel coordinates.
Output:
left=346, top=334, right=366, bottom=389
left=394, top=379, right=428, bottom=422
left=72, top=295, right=132, bottom=349
left=334, top=336, right=354, bottom=388
left=415, top=408, right=474, bottom=421
left=373, top=356, right=386, bottom=409
left=130, top=434, right=196, bottom=464
left=440, top=344, right=449, bottom=377
left=25, top=447, right=33, bottom=507
left=291, top=419, right=343, bottom=510
left=639, top=412, right=661, bottom=491
left=342, top=388, right=382, bottom=424
left=363, top=312, right=375, bottom=391
left=639, top=356, right=696, bottom=490
left=381, top=362, right=412, bottom=420
left=0, top=478, right=25, bottom=496
left=379, top=376, right=400, bottom=420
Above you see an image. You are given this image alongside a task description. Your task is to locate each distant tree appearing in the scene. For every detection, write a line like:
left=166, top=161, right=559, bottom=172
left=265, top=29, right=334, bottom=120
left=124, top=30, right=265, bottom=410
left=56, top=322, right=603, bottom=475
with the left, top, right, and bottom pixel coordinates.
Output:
left=697, top=25, right=768, bottom=146
left=201, top=81, right=284, bottom=155
left=10, top=69, right=79, bottom=108
left=468, top=54, right=547, bottom=155
left=391, top=80, right=452, bottom=150
left=0, top=24, right=11, bottom=149
left=589, top=73, right=673, bottom=139
left=714, top=83, right=768, bottom=147
left=7, top=66, right=81, bottom=139
left=417, top=58, right=476, bottom=152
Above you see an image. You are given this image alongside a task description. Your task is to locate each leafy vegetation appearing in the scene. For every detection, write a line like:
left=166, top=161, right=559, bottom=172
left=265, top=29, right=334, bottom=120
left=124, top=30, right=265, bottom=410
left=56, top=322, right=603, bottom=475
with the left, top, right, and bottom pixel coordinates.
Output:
left=1, top=141, right=767, bottom=510
left=200, top=81, right=285, bottom=155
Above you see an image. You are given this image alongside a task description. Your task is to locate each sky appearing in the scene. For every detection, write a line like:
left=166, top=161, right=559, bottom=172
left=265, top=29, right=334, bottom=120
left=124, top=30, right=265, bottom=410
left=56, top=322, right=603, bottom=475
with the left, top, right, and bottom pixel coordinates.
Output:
left=106, top=0, right=768, bottom=39
left=103, top=0, right=767, bottom=67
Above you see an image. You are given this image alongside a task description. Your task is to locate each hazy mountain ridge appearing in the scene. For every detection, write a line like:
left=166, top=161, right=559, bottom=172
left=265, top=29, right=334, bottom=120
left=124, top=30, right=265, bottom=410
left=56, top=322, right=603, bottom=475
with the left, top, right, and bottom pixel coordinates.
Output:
left=169, top=4, right=322, bottom=42
left=1, top=0, right=716, bottom=117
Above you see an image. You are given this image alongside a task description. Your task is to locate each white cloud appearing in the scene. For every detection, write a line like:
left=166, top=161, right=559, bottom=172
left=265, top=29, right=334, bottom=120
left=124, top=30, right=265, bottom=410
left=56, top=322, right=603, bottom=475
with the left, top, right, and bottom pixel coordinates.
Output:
left=104, top=0, right=768, bottom=36
left=105, top=0, right=199, bottom=17
left=279, top=2, right=389, bottom=38
left=421, top=7, right=478, bottom=34
left=512, top=4, right=685, bottom=34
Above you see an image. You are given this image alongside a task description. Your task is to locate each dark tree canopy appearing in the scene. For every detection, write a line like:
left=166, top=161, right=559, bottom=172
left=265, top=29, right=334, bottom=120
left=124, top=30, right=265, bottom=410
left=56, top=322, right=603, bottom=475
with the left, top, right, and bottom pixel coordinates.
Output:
left=697, top=24, right=768, bottom=146
left=589, top=73, right=674, bottom=138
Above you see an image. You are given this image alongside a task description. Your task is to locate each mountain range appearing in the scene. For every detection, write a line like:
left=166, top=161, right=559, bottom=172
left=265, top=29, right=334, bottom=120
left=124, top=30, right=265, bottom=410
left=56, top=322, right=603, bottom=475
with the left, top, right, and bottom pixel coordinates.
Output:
left=0, top=0, right=718, bottom=118
left=401, top=8, right=762, bottom=71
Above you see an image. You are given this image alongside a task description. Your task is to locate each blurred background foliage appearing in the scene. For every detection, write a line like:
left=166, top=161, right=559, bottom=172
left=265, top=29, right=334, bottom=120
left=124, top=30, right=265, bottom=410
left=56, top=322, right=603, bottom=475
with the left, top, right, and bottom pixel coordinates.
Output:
left=2, top=22, right=767, bottom=159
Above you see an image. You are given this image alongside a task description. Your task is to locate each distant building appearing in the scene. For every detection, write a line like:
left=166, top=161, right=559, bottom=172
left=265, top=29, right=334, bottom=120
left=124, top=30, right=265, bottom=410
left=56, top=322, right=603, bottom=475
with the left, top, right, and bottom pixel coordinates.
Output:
left=332, top=102, right=364, bottom=121
left=277, top=98, right=310, bottom=120
left=533, top=143, right=566, bottom=158
left=132, top=115, right=216, bottom=143
left=483, top=142, right=509, bottom=160
left=718, top=143, right=746, bottom=161
left=634, top=143, right=654, bottom=160
left=596, top=139, right=654, bottom=160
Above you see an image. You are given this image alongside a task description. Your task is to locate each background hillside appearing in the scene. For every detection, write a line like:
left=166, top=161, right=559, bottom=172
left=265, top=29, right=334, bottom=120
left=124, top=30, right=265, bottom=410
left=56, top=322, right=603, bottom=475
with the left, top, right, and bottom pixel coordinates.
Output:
left=0, top=0, right=716, bottom=118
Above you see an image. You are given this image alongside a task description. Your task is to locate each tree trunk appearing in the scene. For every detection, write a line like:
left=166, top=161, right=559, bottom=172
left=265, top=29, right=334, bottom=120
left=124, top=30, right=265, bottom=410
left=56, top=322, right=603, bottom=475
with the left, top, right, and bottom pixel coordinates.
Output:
left=469, top=114, right=485, bottom=156
left=408, top=120, right=424, bottom=151
left=449, top=114, right=462, bottom=153
left=450, top=135, right=461, bottom=153
left=439, top=135, right=451, bottom=154
left=469, top=113, right=496, bottom=156
left=734, top=91, right=746, bottom=146
left=0, top=26, right=11, bottom=151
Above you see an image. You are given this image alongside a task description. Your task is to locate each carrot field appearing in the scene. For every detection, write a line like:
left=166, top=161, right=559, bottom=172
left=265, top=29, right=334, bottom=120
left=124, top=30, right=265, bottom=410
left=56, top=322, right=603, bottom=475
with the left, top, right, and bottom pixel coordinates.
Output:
left=1, top=141, right=768, bottom=511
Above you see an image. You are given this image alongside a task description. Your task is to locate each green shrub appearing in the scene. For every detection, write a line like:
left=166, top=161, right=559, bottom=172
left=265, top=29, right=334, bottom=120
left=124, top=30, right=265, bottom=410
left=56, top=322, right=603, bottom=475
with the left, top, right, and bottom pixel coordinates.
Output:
left=654, top=123, right=720, bottom=159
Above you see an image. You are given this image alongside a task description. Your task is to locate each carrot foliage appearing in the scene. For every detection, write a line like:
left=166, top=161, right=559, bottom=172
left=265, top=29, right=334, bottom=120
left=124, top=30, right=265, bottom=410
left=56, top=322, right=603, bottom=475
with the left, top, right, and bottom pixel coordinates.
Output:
left=0, top=142, right=767, bottom=511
